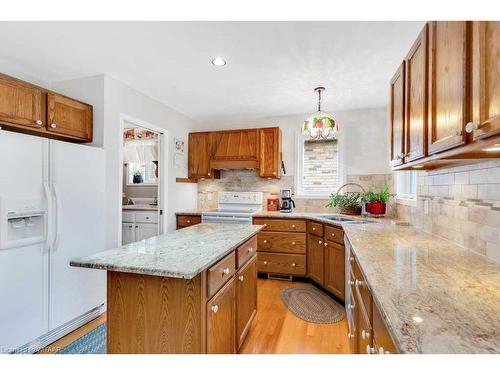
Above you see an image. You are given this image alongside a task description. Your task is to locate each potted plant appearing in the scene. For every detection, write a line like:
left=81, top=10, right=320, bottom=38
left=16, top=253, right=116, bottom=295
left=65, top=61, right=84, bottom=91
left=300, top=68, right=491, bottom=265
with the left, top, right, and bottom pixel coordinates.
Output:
left=326, top=191, right=363, bottom=215
left=132, top=170, right=144, bottom=184
left=364, top=183, right=391, bottom=215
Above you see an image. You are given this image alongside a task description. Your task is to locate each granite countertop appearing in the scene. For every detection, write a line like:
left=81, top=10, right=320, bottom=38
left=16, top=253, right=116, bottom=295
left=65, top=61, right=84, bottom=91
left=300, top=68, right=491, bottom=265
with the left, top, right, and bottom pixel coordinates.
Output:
left=123, top=204, right=158, bottom=211
left=71, top=223, right=263, bottom=279
left=174, top=209, right=500, bottom=353
left=343, top=221, right=500, bottom=354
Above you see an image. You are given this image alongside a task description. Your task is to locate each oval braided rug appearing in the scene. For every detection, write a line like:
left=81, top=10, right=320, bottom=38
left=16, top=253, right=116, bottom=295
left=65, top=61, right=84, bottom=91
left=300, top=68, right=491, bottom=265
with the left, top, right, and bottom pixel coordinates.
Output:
left=280, top=285, right=345, bottom=324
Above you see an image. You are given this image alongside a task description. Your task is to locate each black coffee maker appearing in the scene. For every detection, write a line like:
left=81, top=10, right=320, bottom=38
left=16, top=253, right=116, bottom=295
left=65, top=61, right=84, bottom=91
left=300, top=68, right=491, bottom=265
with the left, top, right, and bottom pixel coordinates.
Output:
left=280, top=189, right=295, bottom=213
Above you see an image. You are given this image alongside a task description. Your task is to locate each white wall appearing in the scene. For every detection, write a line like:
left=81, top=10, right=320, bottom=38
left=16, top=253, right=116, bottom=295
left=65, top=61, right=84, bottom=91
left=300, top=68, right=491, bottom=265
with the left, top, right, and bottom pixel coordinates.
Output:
left=199, top=107, right=390, bottom=178
left=52, top=75, right=198, bottom=248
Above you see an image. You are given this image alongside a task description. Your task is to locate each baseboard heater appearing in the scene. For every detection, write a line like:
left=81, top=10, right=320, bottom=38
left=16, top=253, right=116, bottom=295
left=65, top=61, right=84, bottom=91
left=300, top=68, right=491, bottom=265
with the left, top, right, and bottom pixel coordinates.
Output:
left=13, top=304, right=105, bottom=354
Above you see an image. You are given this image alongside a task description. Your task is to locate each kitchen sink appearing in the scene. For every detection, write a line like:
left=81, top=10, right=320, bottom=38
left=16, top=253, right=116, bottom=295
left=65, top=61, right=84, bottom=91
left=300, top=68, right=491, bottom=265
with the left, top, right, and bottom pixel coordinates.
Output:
left=319, top=214, right=369, bottom=224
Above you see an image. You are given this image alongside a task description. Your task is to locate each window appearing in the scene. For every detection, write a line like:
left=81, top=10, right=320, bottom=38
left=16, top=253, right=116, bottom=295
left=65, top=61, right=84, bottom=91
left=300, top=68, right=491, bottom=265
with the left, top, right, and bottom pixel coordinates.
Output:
left=296, top=134, right=341, bottom=197
left=127, top=162, right=158, bottom=185
left=395, top=171, right=417, bottom=204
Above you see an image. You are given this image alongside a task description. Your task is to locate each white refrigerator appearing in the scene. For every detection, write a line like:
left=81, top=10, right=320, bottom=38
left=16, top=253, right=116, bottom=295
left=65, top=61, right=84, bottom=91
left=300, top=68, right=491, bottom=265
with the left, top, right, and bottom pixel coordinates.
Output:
left=0, top=130, right=106, bottom=353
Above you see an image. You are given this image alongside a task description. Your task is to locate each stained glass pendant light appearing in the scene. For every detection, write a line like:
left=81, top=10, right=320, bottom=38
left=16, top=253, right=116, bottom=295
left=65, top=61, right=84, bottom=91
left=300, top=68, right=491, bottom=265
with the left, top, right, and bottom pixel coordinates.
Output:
left=303, top=86, right=339, bottom=140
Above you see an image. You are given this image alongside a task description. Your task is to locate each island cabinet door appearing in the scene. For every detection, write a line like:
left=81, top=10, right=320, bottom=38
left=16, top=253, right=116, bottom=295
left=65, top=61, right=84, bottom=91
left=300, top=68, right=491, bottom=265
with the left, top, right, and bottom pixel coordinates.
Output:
left=323, top=240, right=345, bottom=301
left=207, top=277, right=236, bottom=354
left=235, top=256, right=257, bottom=350
left=307, top=234, right=324, bottom=285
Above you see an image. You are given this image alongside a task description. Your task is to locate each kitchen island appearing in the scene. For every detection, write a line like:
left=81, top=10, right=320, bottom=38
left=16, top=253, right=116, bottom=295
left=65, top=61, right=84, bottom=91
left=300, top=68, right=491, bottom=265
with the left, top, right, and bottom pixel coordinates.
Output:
left=71, top=223, right=263, bottom=354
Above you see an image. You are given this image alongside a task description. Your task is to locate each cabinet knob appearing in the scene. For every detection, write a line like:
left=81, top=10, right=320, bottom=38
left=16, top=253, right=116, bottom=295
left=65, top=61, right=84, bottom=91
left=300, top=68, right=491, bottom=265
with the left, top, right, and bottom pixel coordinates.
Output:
left=318, top=240, right=322, bottom=244
left=291, top=241, right=296, bottom=245
left=222, top=267, right=230, bottom=275
left=312, top=227, right=316, bottom=231
left=331, top=233, right=336, bottom=237
left=263, top=240, right=268, bottom=244
left=361, top=330, right=370, bottom=340
left=208, top=172, right=211, bottom=176
left=366, top=345, right=375, bottom=354
left=146, top=216, right=150, bottom=220
left=238, top=275, right=244, bottom=282
left=50, top=123, right=57, bottom=129
left=35, top=119, right=43, bottom=126
left=263, top=261, right=268, bottom=265
left=248, top=247, right=253, bottom=253
left=355, top=279, right=365, bottom=287
left=465, top=122, right=479, bottom=133
left=272, top=172, right=276, bottom=175
left=349, top=256, right=354, bottom=261
left=291, top=224, right=296, bottom=229
left=187, top=220, right=191, bottom=223
left=263, top=223, right=267, bottom=227
left=347, top=333, right=355, bottom=340
left=135, top=225, right=138, bottom=228
left=211, top=304, right=219, bottom=313
left=347, top=303, right=354, bottom=310
left=129, top=225, right=133, bottom=229
left=324, top=242, right=327, bottom=247
left=291, top=263, right=296, bottom=267
left=379, top=347, right=390, bottom=354
left=348, top=280, right=355, bottom=286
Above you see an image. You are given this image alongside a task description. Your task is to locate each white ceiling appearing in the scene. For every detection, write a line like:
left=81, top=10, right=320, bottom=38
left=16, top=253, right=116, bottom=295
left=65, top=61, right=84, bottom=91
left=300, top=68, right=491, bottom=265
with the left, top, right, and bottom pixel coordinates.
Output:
left=0, top=21, right=424, bottom=124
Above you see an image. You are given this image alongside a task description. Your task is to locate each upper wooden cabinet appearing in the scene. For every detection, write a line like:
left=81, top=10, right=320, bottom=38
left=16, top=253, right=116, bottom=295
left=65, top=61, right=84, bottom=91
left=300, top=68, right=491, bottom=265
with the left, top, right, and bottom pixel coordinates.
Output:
left=405, top=25, right=428, bottom=162
left=0, top=74, right=45, bottom=130
left=0, top=73, right=93, bottom=143
left=210, top=129, right=259, bottom=169
left=427, top=21, right=469, bottom=154
left=259, top=127, right=281, bottom=178
left=47, top=93, right=92, bottom=141
left=470, top=21, right=500, bottom=140
left=389, top=62, right=406, bottom=166
left=188, top=126, right=282, bottom=179
left=188, top=132, right=218, bottom=179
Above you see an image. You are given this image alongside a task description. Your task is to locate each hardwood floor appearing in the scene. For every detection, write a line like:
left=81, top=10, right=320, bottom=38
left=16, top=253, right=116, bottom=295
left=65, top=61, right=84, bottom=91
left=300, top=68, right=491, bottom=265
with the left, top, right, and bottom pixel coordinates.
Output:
left=38, top=278, right=350, bottom=354
left=239, top=278, right=351, bottom=354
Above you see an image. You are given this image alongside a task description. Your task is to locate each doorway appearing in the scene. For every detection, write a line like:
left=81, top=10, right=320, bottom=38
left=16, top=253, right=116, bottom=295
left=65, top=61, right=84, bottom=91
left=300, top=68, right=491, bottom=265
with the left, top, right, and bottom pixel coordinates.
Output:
left=120, top=120, right=164, bottom=245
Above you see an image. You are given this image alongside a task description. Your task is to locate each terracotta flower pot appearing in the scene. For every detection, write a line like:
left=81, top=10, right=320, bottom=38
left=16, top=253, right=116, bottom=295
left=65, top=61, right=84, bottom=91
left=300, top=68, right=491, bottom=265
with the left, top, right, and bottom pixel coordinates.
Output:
left=366, top=202, right=386, bottom=215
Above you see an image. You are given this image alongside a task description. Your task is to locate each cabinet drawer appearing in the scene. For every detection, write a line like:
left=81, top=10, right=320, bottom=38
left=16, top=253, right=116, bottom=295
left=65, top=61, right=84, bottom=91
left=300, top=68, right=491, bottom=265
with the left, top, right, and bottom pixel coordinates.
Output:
left=253, top=218, right=306, bottom=232
left=122, top=211, right=135, bottom=223
left=207, top=251, right=236, bottom=299
left=135, top=211, right=158, bottom=224
left=177, top=215, right=201, bottom=228
left=257, top=232, right=306, bottom=254
left=324, top=225, right=344, bottom=245
left=236, top=235, right=257, bottom=268
left=307, top=221, right=324, bottom=237
left=257, top=252, right=306, bottom=276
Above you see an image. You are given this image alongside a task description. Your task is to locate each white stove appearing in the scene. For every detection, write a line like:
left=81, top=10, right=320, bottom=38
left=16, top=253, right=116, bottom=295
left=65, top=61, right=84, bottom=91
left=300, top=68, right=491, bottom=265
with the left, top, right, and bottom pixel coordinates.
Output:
left=201, top=192, right=263, bottom=224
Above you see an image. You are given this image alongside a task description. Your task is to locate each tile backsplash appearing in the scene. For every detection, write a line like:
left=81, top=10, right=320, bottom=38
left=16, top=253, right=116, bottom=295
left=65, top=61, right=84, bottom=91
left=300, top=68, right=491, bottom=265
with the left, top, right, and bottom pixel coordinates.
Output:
left=397, top=160, right=500, bottom=262
left=197, top=170, right=393, bottom=214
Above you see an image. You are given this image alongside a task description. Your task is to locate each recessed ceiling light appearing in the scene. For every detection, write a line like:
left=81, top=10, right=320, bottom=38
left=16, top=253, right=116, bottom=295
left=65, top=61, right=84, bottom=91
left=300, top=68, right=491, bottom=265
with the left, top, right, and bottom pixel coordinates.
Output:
left=211, top=57, right=226, bottom=67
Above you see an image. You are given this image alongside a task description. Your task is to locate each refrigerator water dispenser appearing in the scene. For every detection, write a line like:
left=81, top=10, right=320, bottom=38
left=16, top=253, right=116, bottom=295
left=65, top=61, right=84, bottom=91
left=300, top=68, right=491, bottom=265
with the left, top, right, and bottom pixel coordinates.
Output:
left=0, top=197, right=46, bottom=250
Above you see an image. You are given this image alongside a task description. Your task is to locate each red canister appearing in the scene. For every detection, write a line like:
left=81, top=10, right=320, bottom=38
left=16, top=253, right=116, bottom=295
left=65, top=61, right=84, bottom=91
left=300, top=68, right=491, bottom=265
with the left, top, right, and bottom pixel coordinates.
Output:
left=267, top=197, right=280, bottom=211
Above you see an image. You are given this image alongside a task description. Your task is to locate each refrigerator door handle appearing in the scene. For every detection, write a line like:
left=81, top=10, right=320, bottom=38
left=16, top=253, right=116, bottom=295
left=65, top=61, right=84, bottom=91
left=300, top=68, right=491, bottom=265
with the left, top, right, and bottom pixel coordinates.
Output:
left=43, top=183, right=53, bottom=253
left=52, top=184, right=61, bottom=251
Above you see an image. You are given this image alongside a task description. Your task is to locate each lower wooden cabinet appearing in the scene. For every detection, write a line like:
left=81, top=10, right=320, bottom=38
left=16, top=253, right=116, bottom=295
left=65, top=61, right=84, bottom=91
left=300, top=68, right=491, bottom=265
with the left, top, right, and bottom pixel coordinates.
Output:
left=324, top=240, right=345, bottom=300
left=207, top=277, right=236, bottom=354
left=307, top=234, right=324, bottom=285
left=235, top=256, right=257, bottom=350
left=373, top=300, right=398, bottom=354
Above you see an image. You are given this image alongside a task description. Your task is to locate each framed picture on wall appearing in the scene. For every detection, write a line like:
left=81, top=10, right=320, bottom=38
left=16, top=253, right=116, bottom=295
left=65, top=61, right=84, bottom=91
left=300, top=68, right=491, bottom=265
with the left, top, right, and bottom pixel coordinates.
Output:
left=174, top=137, right=185, bottom=155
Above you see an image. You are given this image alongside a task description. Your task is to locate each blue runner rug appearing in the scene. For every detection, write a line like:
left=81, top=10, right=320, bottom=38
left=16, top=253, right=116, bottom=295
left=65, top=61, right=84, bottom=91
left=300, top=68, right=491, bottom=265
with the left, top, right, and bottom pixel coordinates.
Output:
left=57, top=323, right=106, bottom=354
